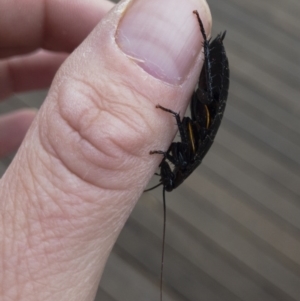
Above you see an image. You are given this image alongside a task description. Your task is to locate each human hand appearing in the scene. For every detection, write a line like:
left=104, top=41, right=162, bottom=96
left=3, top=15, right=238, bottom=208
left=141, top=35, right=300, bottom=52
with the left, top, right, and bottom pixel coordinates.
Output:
left=0, top=0, right=211, bottom=300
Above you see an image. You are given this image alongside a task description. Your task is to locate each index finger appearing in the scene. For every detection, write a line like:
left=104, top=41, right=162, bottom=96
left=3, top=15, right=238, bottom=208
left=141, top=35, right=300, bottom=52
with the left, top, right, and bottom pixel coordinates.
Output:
left=0, top=0, right=114, bottom=58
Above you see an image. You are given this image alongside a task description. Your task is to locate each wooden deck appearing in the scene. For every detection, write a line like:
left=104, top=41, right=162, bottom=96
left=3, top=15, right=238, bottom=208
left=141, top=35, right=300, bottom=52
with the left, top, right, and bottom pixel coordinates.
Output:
left=1, top=0, right=300, bottom=300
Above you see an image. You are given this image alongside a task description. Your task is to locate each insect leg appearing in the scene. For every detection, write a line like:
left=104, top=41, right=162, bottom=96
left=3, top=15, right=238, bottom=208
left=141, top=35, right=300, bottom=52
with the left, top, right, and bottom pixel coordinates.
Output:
left=193, top=10, right=214, bottom=104
left=155, top=105, right=181, bottom=124
left=149, top=148, right=173, bottom=161
left=155, top=105, right=190, bottom=146
left=149, top=149, right=178, bottom=166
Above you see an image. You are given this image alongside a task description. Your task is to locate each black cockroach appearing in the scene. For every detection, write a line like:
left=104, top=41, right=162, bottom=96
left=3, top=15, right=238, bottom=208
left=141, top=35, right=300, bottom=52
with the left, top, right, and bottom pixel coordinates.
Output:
left=145, top=10, right=229, bottom=301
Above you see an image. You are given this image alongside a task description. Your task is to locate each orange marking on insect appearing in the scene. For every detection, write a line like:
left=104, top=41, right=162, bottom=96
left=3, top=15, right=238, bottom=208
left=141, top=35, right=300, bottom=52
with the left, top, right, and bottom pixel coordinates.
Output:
left=205, top=105, right=210, bottom=128
left=188, top=121, right=196, bottom=153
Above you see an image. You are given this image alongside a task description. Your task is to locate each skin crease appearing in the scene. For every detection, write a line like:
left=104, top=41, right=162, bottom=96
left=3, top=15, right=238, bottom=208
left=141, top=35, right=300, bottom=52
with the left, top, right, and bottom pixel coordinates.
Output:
left=0, top=0, right=211, bottom=300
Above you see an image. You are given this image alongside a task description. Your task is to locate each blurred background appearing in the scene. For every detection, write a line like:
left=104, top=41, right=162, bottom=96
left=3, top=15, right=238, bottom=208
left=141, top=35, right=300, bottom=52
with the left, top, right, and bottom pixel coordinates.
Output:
left=1, top=0, right=300, bottom=300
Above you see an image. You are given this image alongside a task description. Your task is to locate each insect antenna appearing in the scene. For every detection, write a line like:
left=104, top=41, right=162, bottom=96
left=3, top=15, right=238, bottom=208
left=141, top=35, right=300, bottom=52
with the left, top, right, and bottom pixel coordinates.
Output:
left=160, top=186, right=166, bottom=301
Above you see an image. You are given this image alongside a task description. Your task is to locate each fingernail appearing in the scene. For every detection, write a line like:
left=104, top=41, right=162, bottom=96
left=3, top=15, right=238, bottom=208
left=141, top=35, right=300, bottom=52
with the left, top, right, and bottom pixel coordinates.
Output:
left=116, top=0, right=205, bottom=85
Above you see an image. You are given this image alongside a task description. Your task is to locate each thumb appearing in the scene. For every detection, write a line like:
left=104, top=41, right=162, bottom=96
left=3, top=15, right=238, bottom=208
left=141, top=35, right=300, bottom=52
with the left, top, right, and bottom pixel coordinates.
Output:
left=0, top=0, right=211, bottom=300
